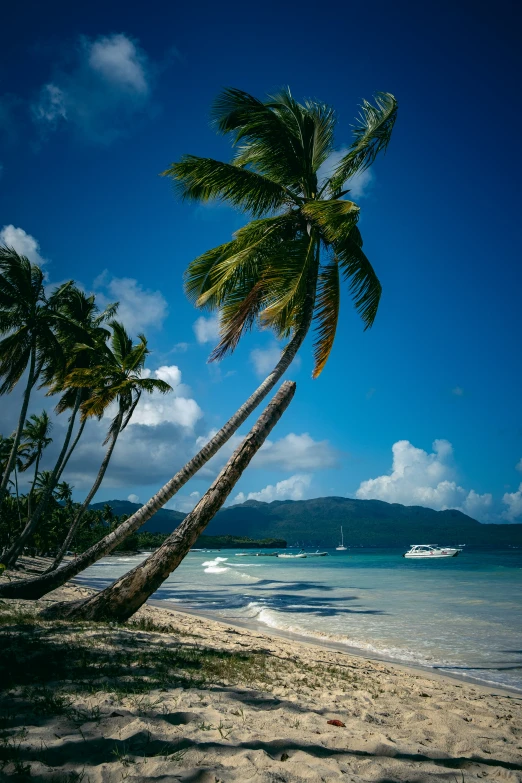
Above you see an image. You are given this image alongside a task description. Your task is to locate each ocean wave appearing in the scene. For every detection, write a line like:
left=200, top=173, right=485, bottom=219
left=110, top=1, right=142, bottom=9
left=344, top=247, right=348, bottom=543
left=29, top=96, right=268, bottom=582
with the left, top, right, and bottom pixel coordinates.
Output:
left=202, top=557, right=230, bottom=574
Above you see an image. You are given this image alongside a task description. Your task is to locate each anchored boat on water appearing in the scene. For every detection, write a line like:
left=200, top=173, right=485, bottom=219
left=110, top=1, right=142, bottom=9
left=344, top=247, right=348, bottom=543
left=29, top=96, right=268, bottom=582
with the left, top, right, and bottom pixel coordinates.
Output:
left=403, top=544, right=463, bottom=559
left=336, top=527, right=347, bottom=551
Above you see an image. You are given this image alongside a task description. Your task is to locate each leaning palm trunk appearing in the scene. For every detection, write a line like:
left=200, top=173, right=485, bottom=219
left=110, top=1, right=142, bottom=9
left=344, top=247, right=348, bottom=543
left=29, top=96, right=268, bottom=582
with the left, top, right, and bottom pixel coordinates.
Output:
left=47, top=408, right=124, bottom=572
left=2, top=392, right=83, bottom=568
left=55, top=416, right=86, bottom=483
left=0, top=317, right=310, bottom=599
left=42, top=380, right=295, bottom=622
left=0, top=347, right=38, bottom=507
left=26, top=451, right=42, bottom=522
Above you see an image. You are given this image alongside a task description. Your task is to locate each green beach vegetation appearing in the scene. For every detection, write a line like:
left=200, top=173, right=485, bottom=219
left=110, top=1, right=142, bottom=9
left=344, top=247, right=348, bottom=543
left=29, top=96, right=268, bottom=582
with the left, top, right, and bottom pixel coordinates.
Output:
left=0, top=87, right=397, bottom=620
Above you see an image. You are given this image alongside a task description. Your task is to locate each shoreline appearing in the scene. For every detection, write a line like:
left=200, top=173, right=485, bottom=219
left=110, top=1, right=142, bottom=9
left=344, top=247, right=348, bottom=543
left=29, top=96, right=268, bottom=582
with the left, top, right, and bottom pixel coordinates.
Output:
left=149, top=598, right=522, bottom=699
left=2, top=557, right=522, bottom=782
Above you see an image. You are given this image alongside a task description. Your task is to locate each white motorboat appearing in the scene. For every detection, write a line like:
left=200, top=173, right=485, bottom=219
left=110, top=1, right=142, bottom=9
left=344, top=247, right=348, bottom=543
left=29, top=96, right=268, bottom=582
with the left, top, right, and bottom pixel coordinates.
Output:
left=277, top=552, right=307, bottom=558
left=403, top=544, right=462, bottom=559
left=336, top=526, right=347, bottom=551
left=304, top=550, right=328, bottom=557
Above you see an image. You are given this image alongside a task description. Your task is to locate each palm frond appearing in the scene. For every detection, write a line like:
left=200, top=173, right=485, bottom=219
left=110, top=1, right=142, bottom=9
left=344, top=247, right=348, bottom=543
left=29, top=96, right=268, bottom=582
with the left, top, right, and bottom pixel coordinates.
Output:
left=333, top=233, right=382, bottom=329
left=328, top=92, right=397, bottom=193
left=312, top=260, right=340, bottom=378
left=163, top=156, right=291, bottom=217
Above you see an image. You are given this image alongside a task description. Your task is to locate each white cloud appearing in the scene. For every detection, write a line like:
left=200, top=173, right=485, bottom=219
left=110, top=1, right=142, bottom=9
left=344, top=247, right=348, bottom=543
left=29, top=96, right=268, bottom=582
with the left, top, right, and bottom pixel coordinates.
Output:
left=33, top=84, right=67, bottom=124
left=452, top=386, right=464, bottom=396
left=94, top=272, right=168, bottom=334
left=193, top=315, right=220, bottom=345
left=32, top=33, right=153, bottom=144
left=129, top=365, right=203, bottom=429
left=516, top=458, right=522, bottom=472
left=250, top=343, right=282, bottom=377
left=169, top=489, right=201, bottom=514
left=0, top=225, right=47, bottom=266
left=317, top=147, right=375, bottom=199
left=355, top=439, right=493, bottom=521
left=254, top=433, right=339, bottom=471
left=502, top=483, right=522, bottom=522
left=235, top=474, right=312, bottom=504
left=88, top=34, right=149, bottom=94
left=128, top=493, right=139, bottom=503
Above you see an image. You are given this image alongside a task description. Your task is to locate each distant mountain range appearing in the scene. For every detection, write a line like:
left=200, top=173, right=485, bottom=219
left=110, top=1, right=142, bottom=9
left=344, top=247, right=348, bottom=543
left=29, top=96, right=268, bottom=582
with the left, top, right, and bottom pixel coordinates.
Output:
left=91, top=497, right=522, bottom=547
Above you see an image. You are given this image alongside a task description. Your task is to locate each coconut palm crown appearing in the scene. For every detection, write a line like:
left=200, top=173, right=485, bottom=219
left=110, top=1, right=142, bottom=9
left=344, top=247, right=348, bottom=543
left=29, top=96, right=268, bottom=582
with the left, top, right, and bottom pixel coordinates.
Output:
left=164, top=88, right=397, bottom=377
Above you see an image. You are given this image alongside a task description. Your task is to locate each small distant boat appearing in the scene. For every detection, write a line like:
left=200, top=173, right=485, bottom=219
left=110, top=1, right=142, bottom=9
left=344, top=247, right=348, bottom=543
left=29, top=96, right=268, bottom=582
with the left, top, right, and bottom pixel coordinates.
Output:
left=403, top=544, right=462, bottom=559
left=255, top=552, right=279, bottom=556
left=304, top=550, right=328, bottom=557
left=235, top=553, right=252, bottom=557
left=336, top=527, right=347, bottom=551
left=277, top=552, right=307, bottom=559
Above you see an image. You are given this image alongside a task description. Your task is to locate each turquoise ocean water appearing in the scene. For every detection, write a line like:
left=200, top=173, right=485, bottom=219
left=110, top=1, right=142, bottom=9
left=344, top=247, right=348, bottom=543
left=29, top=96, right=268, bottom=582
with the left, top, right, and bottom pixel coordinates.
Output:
left=77, top=547, right=522, bottom=692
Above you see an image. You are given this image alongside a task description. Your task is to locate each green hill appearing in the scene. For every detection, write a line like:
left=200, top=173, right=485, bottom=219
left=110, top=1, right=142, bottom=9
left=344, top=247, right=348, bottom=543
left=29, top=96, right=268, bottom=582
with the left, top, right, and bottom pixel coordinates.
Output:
left=92, top=497, right=522, bottom=547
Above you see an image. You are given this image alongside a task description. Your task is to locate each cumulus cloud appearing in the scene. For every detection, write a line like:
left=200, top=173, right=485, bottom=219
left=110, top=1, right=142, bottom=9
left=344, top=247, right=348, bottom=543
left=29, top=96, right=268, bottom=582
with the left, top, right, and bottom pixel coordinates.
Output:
left=502, top=484, right=522, bottom=522
left=128, top=493, right=139, bottom=503
left=169, top=490, right=201, bottom=514
left=250, top=343, right=282, bottom=377
left=0, top=225, right=47, bottom=266
left=355, top=439, right=493, bottom=521
left=234, top=474, right=312, bottom=504
left=88, top=34, right=149, bottom=94
left=193, top=315, right=220, bottom=345
left=127, top=365, right=203, bottom=429
left=317, top=147, right=375, bottom=199
left=516, top=458, right=522, bottom=473
left=254, top=433, right=339, bottom=471
left=32, top=33, right=154, bottom=144
left=94, top=272, right=168, bottom=334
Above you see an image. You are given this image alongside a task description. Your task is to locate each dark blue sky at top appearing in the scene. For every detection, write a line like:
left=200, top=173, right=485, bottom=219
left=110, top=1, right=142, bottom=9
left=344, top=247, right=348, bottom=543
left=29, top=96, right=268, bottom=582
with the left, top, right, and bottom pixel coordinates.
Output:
left=1, top=0, right=521, bottom=522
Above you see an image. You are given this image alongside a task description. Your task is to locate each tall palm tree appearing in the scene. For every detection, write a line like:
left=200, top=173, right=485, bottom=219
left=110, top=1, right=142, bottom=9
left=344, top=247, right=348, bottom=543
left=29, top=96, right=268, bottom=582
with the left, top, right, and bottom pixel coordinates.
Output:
left=47, top=321, right=172, bottom=570
left=0, top=87, right=397, bottom=597
left=18, top=411, right=53, bottom=519
left=0, top=247, right=71, bottom=506
left=43, top=381, right=295, bottom=621
left=25, top=288, right=118, bottom=529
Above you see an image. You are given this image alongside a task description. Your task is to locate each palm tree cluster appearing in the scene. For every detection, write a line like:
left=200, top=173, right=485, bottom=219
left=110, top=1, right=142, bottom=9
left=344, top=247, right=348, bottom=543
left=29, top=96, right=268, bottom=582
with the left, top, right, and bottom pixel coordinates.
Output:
left=0, top=248, right=172, bottom=568
left=0, top=86, right=397, bottom=621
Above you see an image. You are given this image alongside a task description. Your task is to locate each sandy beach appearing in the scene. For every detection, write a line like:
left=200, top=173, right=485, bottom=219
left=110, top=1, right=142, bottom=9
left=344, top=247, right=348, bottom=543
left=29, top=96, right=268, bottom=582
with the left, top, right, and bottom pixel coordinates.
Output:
left=1, top=558, right=521, bottom=782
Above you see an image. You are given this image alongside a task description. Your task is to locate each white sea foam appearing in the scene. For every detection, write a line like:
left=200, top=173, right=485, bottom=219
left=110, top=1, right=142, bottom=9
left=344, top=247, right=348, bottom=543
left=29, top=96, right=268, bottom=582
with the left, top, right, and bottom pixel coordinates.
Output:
left=202, top=557, right=229, bottom=574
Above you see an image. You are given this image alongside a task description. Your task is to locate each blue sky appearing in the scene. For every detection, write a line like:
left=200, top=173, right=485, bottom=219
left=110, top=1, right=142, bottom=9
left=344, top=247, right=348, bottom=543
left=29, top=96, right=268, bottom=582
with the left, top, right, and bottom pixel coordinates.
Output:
left=1, top=0, right=521, bottom=522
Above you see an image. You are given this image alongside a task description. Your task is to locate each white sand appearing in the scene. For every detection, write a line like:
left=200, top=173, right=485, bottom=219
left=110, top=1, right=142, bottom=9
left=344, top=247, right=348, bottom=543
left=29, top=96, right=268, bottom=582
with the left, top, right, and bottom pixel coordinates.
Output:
left=1, top=558, right=521, bottom=782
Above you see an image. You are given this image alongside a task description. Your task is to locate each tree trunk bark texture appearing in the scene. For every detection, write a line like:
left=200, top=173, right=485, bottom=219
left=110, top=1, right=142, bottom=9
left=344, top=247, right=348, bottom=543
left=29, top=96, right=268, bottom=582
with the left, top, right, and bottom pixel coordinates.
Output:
left=42, top=380, right=295, bottom=622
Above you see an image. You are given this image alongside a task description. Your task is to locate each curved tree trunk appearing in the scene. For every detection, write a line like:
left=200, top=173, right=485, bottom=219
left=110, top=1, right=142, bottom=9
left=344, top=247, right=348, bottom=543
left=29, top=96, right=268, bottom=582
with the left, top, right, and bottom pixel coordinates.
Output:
left=56, top=417, right=86, bottom=483
left=27, top=451, right=42, bottom=522
left=43, top=381, right=295, bottom=622
left=0, top=346, right=37, bottom=507
left=0, top=323, right=308, bottom=599
left=47, top=408, right=124, bottom=572
left=2, top=392, right=83, bottom=568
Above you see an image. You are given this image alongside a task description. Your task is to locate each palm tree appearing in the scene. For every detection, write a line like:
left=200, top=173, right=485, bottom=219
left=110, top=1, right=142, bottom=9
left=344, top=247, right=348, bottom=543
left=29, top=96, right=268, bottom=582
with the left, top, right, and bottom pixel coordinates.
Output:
left=47, top=321, right=172, bottom=570
left=0, top=247, right=71, bottom=506
left=55, top=480, right=74, bottom=507
left=43, top=381, right=295, bottom=621
left=18, top=411, right=53, bottom=519
left=0, top=87, right=397, bottom=597
left=23, top=288, right=118, bottom=532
